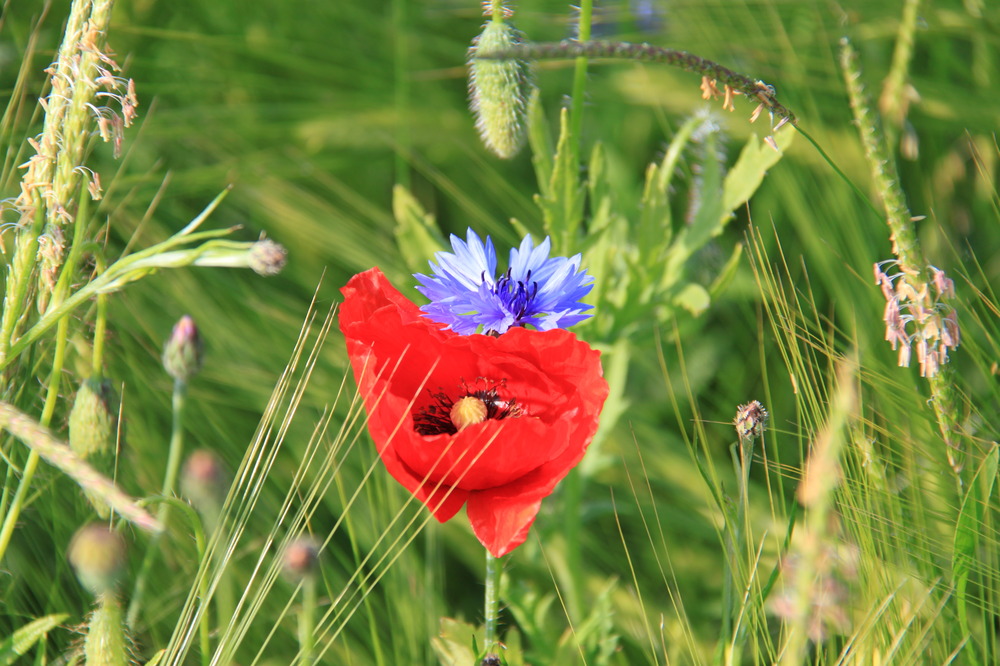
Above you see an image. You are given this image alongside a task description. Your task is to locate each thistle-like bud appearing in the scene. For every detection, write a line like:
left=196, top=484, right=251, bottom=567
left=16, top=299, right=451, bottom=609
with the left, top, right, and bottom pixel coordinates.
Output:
left=734, top=400, right=768, bottom=442
left=162, top=315, right=203, bottom=382
left=68, top=523, right=127, bottom=596
left=249, top=238, right=287, bottom=276
left=69, top=377, right=118, bottom=517
left=467, top=18, right=534, bottom=159
left=282, top=537, right=320, bottom=582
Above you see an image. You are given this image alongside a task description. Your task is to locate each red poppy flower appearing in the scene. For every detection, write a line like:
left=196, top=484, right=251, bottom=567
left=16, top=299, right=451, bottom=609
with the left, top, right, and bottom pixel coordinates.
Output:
left=339, top=267, right=608, bottom=557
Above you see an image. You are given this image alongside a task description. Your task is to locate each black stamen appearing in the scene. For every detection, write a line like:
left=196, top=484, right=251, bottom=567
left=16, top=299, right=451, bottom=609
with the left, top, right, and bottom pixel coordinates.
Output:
left=412, top=379, right=522, bottom=436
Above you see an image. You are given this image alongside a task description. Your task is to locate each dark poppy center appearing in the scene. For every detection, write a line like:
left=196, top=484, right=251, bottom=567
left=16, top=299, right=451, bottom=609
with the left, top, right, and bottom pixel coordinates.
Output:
left=413, top=379, right=521, bottom=436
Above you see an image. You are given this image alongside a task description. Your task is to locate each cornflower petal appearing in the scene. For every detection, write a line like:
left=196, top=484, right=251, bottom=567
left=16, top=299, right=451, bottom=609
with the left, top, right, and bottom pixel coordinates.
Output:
left=415, top=228, right=594, bottom=335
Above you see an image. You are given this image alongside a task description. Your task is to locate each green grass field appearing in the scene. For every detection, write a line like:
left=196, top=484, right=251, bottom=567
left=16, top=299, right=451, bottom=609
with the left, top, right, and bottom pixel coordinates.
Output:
left=1, top=0, right=998, bottom=664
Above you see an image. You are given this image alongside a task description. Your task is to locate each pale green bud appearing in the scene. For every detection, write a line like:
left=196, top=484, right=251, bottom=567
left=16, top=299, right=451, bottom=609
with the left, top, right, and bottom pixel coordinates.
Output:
left=468, top=19, right=534, bottom=159
left=69, top=377, right=118, bottom=517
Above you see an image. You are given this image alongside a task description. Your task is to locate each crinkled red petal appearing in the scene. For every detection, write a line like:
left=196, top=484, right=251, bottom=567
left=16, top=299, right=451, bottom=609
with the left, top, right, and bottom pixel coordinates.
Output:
left=340, top=267, right=608, bottom=556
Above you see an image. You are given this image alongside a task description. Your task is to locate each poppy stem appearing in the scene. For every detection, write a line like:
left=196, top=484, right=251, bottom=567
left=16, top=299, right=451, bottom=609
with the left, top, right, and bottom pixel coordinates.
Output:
left=482, top=549, right=503, bottom=661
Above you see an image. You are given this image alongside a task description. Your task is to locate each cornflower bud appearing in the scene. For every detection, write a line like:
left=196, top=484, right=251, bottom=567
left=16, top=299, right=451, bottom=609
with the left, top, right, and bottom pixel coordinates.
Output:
left=283, top=538, right=320, bottom=582
left=734, top=400, right=768, bottom=442
left=162, top=315, right=203, bottom=382
left=249, top=238, right=287, bottom=276
left=180, top=449, right=229, bottom=522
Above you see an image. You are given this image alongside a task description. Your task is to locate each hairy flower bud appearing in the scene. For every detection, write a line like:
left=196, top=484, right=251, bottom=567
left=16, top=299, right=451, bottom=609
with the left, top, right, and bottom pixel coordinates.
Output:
left=162, top=315, right=203, bottom=382
left=69, top=377, right=118, bottom=517
left=468, top=19, right=534, bottom=159
left=69, top=378, right=116, bottom=459
left=68, top=524, right=127, bottom=596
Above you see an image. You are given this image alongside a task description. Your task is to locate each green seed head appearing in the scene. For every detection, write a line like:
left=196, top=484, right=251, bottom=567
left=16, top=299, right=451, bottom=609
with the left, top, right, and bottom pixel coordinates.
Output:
left=468, top=19, right=534, bottom=159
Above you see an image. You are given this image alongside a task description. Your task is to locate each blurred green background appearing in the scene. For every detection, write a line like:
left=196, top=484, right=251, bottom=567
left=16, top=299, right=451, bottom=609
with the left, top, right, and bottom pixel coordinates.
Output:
left=1, top=0, right=998, bottom=663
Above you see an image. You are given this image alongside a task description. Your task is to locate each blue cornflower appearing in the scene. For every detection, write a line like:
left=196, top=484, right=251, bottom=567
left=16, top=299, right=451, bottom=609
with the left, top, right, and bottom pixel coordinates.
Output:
left=415, top=229, right=595, bottom=335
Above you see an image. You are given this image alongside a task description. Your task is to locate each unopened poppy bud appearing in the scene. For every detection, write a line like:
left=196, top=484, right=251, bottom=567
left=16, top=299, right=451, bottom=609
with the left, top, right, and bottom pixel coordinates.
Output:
left=68, top=523, right=127, bottom=596
left=450, top=396, right=488, bottom=431
left=249, top=238, right=287, bottom=276
left=69, top=378, right=118, bottom=517
left=69, top=377, right=116, bottom=460
left=162, top=315, right=203, bottom=382
left=180, top=449, right=229, bottom=518
left=468, top=18, right=533, bottom=159
left=283, top=538, right=320, bottom=582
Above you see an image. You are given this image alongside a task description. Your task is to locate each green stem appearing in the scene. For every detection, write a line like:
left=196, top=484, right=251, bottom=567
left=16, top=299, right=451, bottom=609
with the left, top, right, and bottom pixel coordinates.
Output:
left=297, top=576, right=317, bottom=665
left=128, top=377, right=188, bottom=627
left=568, top=0, right=592, bottom=168
left=0, top=187, right=83, bottom=563
left=482, top=550, right=503, bottom=661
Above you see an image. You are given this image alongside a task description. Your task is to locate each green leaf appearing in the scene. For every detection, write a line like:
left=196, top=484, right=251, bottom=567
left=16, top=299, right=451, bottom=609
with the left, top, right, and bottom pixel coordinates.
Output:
left=0, top=614, right=68, bottom=665
left=721, top=128, right=794, bottom=218
left=430, top=617, right=477, bottom=665
left=953, top=445, right=999, bottom=580
left=534, top=108, right=585, bottom=253
left=673, top=283, right=711, bottom=316
left=708, top=242, right=744, bottom=299
left=527, top=90, right=554, bottom=199
left=684, top=127, right=725, bottom=250
left=392, top=185, right=447, bottom=275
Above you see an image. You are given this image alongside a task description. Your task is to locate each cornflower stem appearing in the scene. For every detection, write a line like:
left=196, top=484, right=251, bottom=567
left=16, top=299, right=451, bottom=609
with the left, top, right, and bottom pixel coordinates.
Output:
left=128, top=377, right=188, bottom=627
left=391, top=0, right=410, bottom=188
left=568, top=0, right=593, bottom=166
left=297, top=576, right=317, bottom=665
left=717, top=438, right=753, bottom=665
left=482, top=550, right=503, bottom=662
left=839, top=38, right=965, bottom=480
